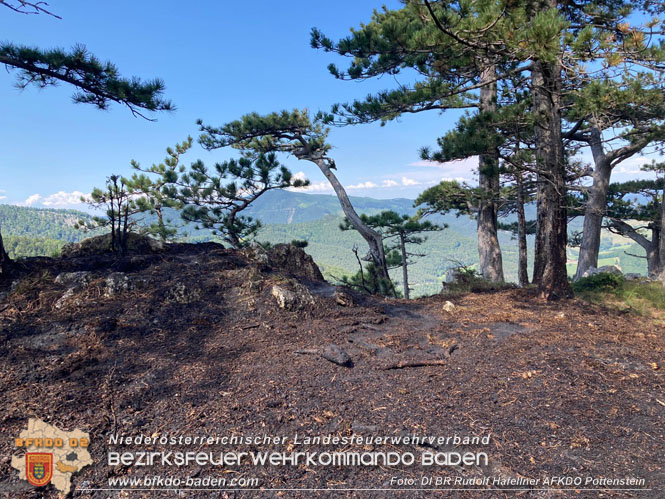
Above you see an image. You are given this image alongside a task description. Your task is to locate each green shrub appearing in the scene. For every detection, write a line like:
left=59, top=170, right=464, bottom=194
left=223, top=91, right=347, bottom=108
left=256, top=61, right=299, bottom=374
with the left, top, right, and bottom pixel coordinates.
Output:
left=572, top=272, right=625, bottom=292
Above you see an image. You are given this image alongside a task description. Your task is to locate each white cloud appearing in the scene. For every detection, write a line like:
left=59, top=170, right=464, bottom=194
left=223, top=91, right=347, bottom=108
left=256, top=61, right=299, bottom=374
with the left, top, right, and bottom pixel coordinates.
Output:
left=41, top=191, right=89, bottom=207
left=292, top=171, right=308, bottom=182
left=382, top=180, right=399, bottom=187
left=287, top=181, right=333, bottom=193
left=614, top=156, right=651, bottom=175
left=408, top=156, right=478, bottom=184
left=347, top=181, right=378, bottom=190
left=22, top=191, right=89, bottom=207
left=24, top=194, right=42, bottom=206
left=401, top=177, right=421, bottom=186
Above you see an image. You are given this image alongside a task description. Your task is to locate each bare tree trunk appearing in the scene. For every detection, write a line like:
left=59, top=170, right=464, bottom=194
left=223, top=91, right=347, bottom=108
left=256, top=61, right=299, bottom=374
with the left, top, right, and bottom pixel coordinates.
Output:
left=575, top=127, right=611, bottom=280
left=477, top=64, right=504, bottom=282
left=532, top=182, right=546, bottom=286
left=399, top=233, right=410, bottom=299
left=516, top=173, right=529, bottom=287
left=0, top=227, right=10, bottom=277
left=532, top=60, right=572, bottom=299
left=313, top=159, right=392, bottom=288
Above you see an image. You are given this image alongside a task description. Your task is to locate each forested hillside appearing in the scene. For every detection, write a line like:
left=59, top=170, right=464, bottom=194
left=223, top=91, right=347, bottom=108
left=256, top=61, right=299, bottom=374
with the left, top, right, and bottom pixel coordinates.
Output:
left=1, top=192, right=649, bottom=296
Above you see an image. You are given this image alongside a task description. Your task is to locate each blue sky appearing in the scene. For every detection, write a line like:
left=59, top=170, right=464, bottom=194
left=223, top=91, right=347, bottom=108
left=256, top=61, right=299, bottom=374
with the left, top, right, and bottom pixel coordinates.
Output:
left=0, top=1, right=657, bottom=209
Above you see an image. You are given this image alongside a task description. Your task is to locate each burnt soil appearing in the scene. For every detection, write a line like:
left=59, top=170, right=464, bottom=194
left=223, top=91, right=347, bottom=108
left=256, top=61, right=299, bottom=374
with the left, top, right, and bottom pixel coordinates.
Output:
left=0, top=243, right=664, bottom=498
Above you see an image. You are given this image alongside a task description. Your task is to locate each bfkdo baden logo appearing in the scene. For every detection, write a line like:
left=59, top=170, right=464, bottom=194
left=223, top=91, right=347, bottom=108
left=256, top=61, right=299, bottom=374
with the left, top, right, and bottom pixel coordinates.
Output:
left=11, top=418, right=92, bottom=494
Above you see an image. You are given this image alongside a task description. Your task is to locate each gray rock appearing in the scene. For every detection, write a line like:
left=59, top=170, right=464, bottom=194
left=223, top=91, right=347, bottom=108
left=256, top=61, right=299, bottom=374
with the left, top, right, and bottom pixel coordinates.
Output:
left=55, top=271, right=92, bottom=287
left=55, top=288, right=77, bottom=310
left=583, top=265, right=623, bottom=278
left=271, top=284, right=315, bottom=310
left=271, top=285, right=296, bottom=309
left=103, top=272, right=148, bottom=297
left=442, top=301, right=456, bottom=314
left=166, top=281, right=201, bottom=304
left=624, top=273, right=644, bottom=281
left=244, top=242, right=270, bottom=265
left=321, top=344, right=352, bottom=367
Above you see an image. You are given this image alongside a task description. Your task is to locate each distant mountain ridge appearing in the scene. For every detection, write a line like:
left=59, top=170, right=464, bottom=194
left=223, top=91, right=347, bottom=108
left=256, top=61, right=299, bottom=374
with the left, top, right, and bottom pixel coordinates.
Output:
left=244, top=190, right=418, bottom=224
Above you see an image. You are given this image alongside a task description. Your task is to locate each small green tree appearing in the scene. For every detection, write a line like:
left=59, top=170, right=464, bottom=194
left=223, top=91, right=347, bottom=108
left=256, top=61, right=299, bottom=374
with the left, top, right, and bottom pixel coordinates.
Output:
left=127, top=138, right=195, bottom=241
left=342, top=211, right=444, bottom=299
left=81, top=175, right=143, bottom=254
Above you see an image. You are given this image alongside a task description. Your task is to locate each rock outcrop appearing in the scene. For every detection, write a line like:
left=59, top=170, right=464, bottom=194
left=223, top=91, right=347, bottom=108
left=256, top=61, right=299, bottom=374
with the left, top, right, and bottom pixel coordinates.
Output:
left=61, top=233, right=165, bottom=258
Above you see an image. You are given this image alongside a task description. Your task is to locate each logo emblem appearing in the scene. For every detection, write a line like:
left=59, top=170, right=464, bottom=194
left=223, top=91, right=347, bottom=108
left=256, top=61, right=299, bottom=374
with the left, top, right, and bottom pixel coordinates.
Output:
left=26, top=453, right=53, bottom=487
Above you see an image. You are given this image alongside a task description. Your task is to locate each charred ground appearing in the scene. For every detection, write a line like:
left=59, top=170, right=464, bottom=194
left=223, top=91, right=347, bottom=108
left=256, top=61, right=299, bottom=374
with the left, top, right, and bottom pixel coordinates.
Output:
left=0, top=242, right=663, bottom=498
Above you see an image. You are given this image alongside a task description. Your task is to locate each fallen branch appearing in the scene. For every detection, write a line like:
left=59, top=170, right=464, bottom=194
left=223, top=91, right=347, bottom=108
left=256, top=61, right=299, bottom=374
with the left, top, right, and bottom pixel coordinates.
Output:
left=381, top=359, right=447, bottom=370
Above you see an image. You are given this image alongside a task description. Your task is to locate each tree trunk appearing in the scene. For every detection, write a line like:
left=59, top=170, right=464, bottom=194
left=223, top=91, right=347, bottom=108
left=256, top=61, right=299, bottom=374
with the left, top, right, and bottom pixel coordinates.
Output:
left=516, top=173, right=529, bottom=287
left=531, top=60, right=573, bottom=299
left=0, top=227, right=10, bottom=277
left=314, top=159, right=392, bottom=288
left=659, top=185, right=665, bottom=275
left=647, top=244, right=660, bottom=278
left=477, top=64, right=504, bottom=282
left=575, top=127, right=611, bottom=280
left=532, top=182, right=546, bottom=286
left=399, top=233, right=410, bottom=300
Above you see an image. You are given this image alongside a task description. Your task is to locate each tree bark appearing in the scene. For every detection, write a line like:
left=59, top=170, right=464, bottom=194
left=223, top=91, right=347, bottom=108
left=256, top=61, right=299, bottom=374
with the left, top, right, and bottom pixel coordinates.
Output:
left=399, top=232, right=410, bottom=299
left=516, top=173, right=529, bottom=287
left=314, top=159, right=392, bottom=288
left=575, top=127, right=611, bottom=280
left=531, top=59, right=573, bottom=299
left=0, top=227, right=10, bottom=277
left=477, top=64, right=504, bottom=282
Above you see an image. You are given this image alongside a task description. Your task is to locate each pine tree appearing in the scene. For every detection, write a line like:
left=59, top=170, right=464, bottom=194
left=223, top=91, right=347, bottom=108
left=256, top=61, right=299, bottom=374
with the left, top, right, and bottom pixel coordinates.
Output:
left=197, top=109, right=393, bottom=283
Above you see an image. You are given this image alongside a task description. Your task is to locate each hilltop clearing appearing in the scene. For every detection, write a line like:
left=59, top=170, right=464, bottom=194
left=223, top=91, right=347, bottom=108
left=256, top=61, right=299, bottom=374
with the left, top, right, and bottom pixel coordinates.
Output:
left=0, top=242, right=663, bottom=497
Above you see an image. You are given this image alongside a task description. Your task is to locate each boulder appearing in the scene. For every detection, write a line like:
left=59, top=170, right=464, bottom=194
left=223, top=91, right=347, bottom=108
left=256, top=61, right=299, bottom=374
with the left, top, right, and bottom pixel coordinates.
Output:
left=321, top=344, right=353, bottom=367
left=271, top=284, right=316, bottom=310
left=61, top=233, right=165, bottom=258
left=624, top=273, right=644, bottom=281
left=266, top=244, right=324, bottom=282
left=582, top=265, right=623, bottom=278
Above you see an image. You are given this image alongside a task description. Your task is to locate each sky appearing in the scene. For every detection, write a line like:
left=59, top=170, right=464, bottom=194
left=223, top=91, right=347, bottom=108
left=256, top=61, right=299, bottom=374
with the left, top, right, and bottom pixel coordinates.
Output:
left=0, top=1, right=658, bottom=209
